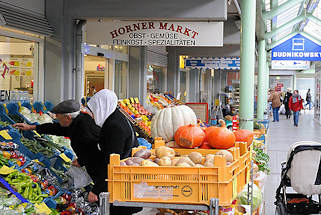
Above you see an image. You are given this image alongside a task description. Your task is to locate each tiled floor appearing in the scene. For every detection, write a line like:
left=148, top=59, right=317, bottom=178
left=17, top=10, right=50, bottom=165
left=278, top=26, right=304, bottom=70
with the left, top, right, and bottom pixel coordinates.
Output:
left=264, top=110, right=321, bottom=215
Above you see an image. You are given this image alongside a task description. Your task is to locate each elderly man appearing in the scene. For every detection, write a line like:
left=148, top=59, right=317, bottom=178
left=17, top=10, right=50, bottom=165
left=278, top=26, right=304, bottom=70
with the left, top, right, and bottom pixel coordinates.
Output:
left=13, top=100, right=103, bottom=202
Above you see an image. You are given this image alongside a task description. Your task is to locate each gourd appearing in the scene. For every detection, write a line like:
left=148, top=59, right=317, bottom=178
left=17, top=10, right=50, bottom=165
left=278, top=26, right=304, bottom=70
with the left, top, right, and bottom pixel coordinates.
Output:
left=207, top=120, right=236, bottom=149
left=151, top=105, right=197, bottom=142
left=234, top=129, right=254, bottom=147
left=174, top=124, right=205, bottom=148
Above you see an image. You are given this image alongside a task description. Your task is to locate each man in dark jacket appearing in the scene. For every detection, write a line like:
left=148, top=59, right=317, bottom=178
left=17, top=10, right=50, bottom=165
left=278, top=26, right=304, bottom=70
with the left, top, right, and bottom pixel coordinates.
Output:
left=284, top=88, right=292, bottom=119
left=13, top=100, right=105, bottom=202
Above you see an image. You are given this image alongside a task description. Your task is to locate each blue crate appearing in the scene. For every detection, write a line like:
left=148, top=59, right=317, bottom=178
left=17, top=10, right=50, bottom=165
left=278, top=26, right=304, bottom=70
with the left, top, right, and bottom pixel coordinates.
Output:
left=33, top=101, right=46, bottom=113
left=257, top=119, right=269, bottom=129
left=21, top=101, right=33, bottom=111
left=44, top=101, right=54, bottom=112
left=6, top=102, right=36, bottom=125
left=0, top=104, right=15, bottom=125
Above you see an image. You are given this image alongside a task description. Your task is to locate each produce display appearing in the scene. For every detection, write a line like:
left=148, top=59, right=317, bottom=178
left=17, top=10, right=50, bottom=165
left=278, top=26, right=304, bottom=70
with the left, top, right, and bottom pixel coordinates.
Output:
left=146, top=93, right=183, bottom=110
left=118, top=98, right=152, bottom=138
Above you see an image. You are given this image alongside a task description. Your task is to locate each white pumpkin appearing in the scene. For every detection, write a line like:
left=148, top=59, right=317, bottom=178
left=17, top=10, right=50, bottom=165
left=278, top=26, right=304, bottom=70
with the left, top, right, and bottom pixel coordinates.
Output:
left=151, top=105, right=197, bottom=142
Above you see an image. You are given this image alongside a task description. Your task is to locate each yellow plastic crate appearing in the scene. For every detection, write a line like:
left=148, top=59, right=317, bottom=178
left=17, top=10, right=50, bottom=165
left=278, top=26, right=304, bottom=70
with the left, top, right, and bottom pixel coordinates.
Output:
left=108, top=142, right=250, bottom=206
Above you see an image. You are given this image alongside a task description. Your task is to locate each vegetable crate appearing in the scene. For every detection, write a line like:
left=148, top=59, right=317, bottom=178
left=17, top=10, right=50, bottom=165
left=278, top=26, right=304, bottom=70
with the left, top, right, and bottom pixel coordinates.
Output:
left=108, top=141, right=251, bottom=206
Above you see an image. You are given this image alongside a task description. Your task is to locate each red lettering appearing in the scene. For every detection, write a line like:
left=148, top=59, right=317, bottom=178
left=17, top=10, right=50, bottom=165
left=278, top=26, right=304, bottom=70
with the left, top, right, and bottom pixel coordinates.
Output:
left=125, top=25, right=133, bottom=33
left=142, top=22, right=148, bottom=29
left=118, top=27, right=126, bottom=35
left=159, top=22, right=168, bottom=30
left=148, top=22, right=155, bottom=29
left=110, top=30, right=118, bottom=39
left=168, top=24, right=175, bottom=32
left=191, top=31, right=199, bottom=39
left=183, top=28, right=191, bottom=37
left=176, top=25, right=183, bottom=34
left=133, top=23, right=140, bottom=31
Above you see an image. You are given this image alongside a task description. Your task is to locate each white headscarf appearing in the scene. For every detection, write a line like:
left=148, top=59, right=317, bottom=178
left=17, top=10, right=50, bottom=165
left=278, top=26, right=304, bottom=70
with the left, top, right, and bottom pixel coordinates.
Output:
left=87, top=89, right=118, bottom=127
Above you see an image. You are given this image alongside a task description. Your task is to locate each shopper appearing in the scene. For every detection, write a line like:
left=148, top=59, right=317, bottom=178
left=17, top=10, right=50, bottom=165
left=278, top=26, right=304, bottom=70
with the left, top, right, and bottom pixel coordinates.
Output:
left=289, top=90, right=303, bottom=127
left=305, top=89, right=312, bottom=110
left=12, top=100, right=104, bottom=200
left=284, top=88, right=292, bottom=119
left=85, top=89, right=141, bottom=214
left=268, top=89, right=282, bottom=122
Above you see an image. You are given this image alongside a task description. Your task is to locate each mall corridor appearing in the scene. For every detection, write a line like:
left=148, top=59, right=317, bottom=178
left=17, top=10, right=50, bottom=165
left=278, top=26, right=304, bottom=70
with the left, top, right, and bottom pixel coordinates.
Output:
left=264, top=110, right=321, bottom=214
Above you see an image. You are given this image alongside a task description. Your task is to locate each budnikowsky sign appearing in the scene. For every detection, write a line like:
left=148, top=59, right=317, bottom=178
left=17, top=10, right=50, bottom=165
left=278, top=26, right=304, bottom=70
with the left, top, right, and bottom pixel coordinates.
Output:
left=272, top=33, right=321, bottom=61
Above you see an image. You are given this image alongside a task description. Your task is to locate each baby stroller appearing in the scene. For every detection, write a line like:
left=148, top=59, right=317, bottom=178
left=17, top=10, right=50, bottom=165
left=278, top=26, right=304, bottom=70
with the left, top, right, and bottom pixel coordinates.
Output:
left=275, top=141, right=321, bottom=214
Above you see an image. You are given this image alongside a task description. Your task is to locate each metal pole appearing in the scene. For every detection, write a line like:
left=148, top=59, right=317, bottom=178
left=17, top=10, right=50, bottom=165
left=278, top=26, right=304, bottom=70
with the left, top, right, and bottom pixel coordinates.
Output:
left=257, top=40, right=266, bottom=120
left=239, top=0, right=256, bottom=130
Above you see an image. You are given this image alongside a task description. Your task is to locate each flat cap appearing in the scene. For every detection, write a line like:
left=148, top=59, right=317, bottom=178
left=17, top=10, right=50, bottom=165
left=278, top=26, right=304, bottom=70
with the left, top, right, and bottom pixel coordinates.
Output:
left=51, top=100, right=80, bottom=114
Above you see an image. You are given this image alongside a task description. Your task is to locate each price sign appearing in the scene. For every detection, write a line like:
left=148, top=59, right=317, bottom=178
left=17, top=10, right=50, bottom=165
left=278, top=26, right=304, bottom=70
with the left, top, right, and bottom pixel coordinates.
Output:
left=0, top=130, right=12, bottom=140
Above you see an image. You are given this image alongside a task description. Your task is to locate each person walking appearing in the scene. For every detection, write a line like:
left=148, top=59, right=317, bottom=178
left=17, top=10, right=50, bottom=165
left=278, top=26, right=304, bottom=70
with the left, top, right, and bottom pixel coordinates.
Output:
left=305, top=89, right=312, bottom=110
left=284, top=88, right=292, bottom=119
left=268, top=89, right=282, bottom=122
left=289, top=90, right=303, bottom=127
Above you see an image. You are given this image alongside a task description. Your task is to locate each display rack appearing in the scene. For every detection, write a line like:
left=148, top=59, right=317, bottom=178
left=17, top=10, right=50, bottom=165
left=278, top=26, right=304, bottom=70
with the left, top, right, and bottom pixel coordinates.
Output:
left=99, top=192, right=220, bottom=215
left=117, top=106, right=153, bottom=143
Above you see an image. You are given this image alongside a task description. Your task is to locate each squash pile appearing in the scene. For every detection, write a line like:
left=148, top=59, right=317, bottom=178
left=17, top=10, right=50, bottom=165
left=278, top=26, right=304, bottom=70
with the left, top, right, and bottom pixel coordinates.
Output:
left=120, top=146, right=234, bottom=167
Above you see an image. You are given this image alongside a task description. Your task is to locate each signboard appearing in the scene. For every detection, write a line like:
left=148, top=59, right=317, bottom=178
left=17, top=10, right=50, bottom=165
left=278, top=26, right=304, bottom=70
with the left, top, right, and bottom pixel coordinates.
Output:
left=86, top=20, right=223, bottom=46
left=272, top=33, right=321, bottom=61
left=271, top=60, right=310, bottom=70
left=185, top=103, right=208, bottom=123
left=185, top=57, right=240, bottom=70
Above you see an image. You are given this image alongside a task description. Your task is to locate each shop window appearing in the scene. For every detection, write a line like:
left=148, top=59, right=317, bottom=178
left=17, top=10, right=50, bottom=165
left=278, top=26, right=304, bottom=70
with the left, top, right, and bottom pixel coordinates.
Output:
left=0, top=35, right=38, bottom=101
left=147, top=65, right=166, bottom=94
left=84, top=55, right=107, bottom=96
left=114, top=60, right=128, bottom=99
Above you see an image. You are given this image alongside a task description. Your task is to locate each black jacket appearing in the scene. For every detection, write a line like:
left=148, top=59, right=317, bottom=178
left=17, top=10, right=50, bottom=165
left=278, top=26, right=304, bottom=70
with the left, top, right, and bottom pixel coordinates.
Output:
left=35, top=113, right=105, bottom=194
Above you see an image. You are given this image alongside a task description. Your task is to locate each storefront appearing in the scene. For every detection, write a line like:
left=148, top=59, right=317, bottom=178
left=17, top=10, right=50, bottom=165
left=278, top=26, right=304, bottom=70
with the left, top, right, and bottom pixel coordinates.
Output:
left=82, top=42, right=129, bottom=99
left=0, top=2, right=52, bottom=102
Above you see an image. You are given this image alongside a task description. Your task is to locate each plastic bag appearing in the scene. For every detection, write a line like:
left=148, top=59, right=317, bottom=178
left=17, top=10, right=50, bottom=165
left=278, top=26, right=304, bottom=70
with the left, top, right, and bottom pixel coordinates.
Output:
left=237, top=184, right=262, bottom=211
left=67, top=166, right=92, bottom=189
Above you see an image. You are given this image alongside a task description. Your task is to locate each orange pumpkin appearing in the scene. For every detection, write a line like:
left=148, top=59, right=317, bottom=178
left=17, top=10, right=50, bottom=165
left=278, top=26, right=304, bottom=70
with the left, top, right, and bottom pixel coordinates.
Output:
left=200, top=141, right=212, bottom=149
left=206, top=120, right=236, bottom=149
left=174, top=124, right=205, bottom=148
left=234, top=129, right=254, bottom=147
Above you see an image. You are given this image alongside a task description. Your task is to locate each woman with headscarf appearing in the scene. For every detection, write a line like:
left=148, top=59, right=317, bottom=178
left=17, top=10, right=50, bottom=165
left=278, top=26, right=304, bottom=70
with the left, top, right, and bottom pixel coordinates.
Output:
left=85, top=89, right=140, bottom=214
left=289, top=90, right=303, bottom=127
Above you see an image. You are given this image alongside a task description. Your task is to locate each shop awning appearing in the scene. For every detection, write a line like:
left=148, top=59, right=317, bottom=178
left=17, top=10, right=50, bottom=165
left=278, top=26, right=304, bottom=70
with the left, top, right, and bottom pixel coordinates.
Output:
left=0, top=3, right=53, bottom=36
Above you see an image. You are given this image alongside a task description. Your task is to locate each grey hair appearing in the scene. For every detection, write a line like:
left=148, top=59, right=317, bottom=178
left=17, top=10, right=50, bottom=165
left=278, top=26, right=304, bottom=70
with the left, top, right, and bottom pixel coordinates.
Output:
left=64, top=111, right=80, bottom=119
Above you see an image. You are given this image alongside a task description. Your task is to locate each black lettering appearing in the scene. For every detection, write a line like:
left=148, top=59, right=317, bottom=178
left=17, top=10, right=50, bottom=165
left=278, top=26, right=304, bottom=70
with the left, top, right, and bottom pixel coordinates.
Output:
left=148, top=22, right=155, bottom=29
left=142, top=22, right=148, bottom=29
left=133, top=23, right=140, bottom=31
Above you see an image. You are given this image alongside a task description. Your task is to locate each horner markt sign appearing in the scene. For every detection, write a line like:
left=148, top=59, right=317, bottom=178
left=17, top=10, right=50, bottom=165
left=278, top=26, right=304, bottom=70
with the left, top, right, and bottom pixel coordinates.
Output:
left=272, top=33, right=321, bottom=61
left=86, top=20, right=223, bottom=46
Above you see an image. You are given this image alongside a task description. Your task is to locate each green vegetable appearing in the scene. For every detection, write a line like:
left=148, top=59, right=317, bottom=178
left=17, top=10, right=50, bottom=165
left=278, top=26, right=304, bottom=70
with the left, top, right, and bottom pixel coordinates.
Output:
left=253, top=147, right=270, bottom=174
left=0, top=120, right=11, bottom=127
left=21, top=137, right=56, bottom=157
left=5, top=171, right=48, bottom=203
left=237, top=184, right=262, bottom=211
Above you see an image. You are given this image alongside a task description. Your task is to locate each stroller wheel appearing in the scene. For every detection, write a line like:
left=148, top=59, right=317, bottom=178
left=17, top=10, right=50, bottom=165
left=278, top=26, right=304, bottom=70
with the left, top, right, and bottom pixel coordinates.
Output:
left=275, top=201, right=287, bottom=215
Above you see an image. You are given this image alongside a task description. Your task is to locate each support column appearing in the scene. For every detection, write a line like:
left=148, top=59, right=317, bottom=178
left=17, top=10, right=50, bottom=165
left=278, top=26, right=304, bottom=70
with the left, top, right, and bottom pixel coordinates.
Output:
left=257, top=40, right=266, bottom=120
left=239, top=0, right=256, bottom=130
left=188, top=69, right=200, bottom=102
left=167, top=47, right=179, bottom=96
left=265, top=64, right=270, bottom=113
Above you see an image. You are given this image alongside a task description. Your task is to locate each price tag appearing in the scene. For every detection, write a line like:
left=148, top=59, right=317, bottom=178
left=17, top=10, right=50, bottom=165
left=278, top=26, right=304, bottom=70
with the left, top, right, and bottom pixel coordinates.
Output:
left=2, top=104, right=8, bottom=114
left=0, top=165, right=15, bottom=175
left=130, top=98, right=134, bottom=104
left=0, top=130, right=12, bottom=140
left=34, top=131, right=41, bottom=137
left=232, top=178, right=238, bottom=199
left=134, top=97, right=139, bottom=104
left=35, top=202, right=52, bottom=215
left=59, top=153, right=71, bottom=163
